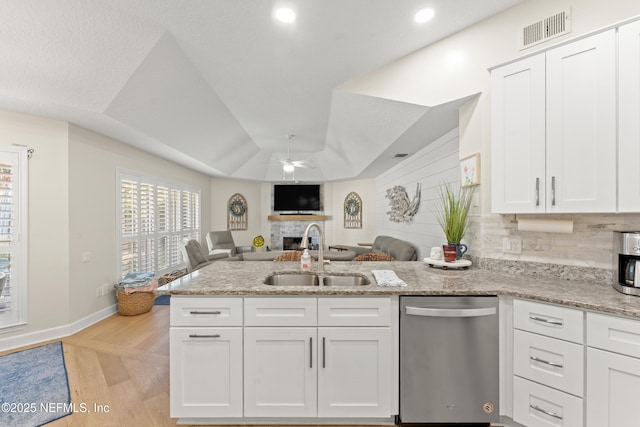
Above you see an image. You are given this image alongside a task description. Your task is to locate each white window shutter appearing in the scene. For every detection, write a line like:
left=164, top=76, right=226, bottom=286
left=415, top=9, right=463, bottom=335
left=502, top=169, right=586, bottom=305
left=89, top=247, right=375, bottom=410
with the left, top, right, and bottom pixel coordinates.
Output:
left=0, top=146, right=28, bottom=331
left=117, top=170, right=200, bottom=278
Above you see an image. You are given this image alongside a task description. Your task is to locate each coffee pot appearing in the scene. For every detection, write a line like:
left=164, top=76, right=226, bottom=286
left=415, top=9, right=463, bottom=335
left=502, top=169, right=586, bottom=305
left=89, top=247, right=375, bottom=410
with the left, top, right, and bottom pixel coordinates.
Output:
left=615, top=232, right=640, bottom=296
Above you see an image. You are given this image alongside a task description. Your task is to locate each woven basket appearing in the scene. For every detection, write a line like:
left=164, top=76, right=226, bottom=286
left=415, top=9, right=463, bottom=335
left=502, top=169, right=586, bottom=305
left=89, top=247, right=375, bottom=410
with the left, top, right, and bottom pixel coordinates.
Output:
left=158, top=269, right=187, bottom=286
left=116, top=289, right=155, bottom=316
left=352, top=252, right=396, bottom=261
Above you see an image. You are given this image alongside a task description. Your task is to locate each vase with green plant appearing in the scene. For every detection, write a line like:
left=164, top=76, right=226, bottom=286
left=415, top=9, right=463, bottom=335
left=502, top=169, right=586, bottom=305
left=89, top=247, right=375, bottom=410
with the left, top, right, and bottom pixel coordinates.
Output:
left=434, top=182, right=474, bottom=260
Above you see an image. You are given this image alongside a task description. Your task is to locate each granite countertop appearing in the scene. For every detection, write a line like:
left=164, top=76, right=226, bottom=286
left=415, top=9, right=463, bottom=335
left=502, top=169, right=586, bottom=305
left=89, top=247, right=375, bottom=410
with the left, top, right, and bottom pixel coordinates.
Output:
left=156, top=260, right=640, bottom=319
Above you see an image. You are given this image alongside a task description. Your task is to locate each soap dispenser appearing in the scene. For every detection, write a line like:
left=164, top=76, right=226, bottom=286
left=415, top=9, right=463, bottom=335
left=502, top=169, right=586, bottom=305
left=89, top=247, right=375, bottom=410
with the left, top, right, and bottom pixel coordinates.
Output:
left=300, top=249, right=311, bottom=271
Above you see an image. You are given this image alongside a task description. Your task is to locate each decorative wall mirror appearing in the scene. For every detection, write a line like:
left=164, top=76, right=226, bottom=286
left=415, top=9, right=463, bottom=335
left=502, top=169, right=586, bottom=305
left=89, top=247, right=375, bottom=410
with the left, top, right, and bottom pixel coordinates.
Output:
left=227, top=193, right=248, bottom=230
left=344, top=192, right=362, bottom=229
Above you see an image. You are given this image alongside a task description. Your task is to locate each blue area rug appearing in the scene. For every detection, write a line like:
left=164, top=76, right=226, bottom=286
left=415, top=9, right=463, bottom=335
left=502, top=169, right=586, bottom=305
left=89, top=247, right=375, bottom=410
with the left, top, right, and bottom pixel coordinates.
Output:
left=154, top=295, right=171, bottom=305
left=0, top=341, right=72, bottom=426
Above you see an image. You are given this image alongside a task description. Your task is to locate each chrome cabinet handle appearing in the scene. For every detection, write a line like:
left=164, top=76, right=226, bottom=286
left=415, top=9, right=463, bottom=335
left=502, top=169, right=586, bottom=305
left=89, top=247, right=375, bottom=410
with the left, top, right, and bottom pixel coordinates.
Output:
left=309, top=337, right=313, bottom=368
left=322, top=337, right=326, bottom=369
left=551, top=176, right=556, bottom=206
left=535, top=177, right=540, bottom=207
left=190, top=310, right=221, bottom=315
left=530, top=356, right=563, bottom=368
left=188, top=334, right=220, bottom=338
left=529, top=315, right=563, bottom=326
left=530, top=404, right=563, bottom=420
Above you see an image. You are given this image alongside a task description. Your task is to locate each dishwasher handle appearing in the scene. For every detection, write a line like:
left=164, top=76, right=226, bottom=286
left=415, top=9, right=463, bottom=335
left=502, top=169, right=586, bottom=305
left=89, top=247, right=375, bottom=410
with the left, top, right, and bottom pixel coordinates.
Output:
left=405, top=306, right=496, bottom=318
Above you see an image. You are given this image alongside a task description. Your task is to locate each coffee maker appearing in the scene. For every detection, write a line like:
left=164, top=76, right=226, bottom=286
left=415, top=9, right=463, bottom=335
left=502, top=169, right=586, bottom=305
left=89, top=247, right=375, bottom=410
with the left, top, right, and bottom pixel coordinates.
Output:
left=615, top=232, right=640, bottom=296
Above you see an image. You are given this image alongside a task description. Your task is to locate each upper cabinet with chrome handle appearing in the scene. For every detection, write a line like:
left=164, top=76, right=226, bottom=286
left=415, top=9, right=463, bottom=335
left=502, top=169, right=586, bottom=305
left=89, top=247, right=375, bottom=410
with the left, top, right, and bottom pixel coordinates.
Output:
left=490, top=29, right=617, bottom=214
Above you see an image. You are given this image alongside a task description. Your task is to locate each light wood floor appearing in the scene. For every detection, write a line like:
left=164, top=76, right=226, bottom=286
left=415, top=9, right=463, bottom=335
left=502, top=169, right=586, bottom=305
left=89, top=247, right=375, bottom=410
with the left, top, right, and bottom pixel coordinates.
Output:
left=3, top=306, right=390, bottom=427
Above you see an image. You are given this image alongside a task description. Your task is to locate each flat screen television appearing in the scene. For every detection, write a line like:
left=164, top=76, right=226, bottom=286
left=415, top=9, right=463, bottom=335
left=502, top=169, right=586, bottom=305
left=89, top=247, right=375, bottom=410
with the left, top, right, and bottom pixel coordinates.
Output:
left=273, top=184, right=321, bottom=212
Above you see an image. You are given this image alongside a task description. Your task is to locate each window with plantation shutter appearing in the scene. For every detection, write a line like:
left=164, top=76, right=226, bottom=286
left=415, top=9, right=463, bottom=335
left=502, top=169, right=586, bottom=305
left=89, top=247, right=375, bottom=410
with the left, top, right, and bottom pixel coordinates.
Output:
left=117, top=170, right=200, bottom=278
left=0, top=147, right=28, bottom=332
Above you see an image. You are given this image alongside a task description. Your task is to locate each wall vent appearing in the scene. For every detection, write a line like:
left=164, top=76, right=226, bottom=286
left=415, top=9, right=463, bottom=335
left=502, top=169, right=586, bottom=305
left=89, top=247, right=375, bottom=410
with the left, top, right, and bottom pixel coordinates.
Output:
left=520, top=9, right=571, bottom=50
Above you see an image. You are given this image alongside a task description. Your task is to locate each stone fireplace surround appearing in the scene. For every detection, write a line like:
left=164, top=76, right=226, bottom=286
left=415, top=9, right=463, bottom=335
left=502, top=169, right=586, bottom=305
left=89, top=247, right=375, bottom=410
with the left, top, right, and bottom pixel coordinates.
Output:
left=269, top=217, right=325, bottom=251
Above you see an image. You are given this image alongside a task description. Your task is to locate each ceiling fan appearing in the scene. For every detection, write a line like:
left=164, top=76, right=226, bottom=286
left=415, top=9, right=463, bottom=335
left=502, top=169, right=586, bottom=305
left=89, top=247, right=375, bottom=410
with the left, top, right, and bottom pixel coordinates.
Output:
left=280, top=134, right=312, bottom=174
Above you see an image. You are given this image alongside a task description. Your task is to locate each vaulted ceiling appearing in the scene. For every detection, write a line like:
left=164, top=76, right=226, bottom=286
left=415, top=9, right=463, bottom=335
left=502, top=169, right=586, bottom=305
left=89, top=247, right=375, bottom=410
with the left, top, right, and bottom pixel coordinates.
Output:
left=0, top=0, right=522, bottom=181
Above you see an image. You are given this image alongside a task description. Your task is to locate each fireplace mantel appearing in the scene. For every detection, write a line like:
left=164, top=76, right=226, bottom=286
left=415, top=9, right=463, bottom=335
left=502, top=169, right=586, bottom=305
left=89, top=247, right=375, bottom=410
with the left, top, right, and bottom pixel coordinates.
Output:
left=268, top=215, right=329, bottom=221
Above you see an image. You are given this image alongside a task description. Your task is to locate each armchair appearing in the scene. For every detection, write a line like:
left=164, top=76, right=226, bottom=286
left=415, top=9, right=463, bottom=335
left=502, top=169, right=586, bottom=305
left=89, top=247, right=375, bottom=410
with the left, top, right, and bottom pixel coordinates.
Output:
left=206, top=231, right=250, bottom=260
left=181, top=239, right=227, bottom=273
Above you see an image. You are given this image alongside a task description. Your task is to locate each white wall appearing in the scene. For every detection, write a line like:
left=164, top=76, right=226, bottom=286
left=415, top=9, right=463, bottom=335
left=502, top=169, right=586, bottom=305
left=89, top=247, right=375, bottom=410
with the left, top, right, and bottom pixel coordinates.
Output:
left=375, top=129, right=466, bottom=259
left=209, top=179, right=376, bottom=250
left=69, top=124, right=212, bottom=323
left=210, top=178, right=263, bottom=248
left=368, top=0, right=640, bottom=268
left=0, top=110, right=213, bottom=348
left=327, top=179, right=376, bottom=246
left=0, top=109, right=71, bottom=342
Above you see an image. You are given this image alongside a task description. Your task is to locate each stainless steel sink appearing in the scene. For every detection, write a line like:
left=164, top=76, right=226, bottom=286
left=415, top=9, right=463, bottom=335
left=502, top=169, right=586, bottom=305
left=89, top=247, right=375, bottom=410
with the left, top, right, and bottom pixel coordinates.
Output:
left=263, top=272, right=370, bottom=286
left=322, top=273, right=371, bottom=286
left=264, top=272, right=319, bottom=286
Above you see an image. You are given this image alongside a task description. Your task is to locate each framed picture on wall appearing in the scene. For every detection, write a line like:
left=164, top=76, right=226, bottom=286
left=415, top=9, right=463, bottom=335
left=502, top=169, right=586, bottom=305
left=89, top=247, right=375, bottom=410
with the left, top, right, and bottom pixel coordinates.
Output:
left=460, top=153, right=480, bottom=187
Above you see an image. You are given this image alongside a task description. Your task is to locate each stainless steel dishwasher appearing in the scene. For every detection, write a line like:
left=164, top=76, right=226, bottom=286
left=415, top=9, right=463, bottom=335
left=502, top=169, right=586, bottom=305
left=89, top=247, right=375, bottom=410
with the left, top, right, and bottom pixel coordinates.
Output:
left=400, top=296, right=499, bottom=425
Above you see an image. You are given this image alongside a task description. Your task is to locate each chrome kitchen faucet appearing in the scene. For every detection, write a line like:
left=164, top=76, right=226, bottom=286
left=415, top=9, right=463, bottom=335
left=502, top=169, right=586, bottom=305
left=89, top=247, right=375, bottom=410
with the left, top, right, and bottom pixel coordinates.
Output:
left=300, top=222, right=324, bottom=272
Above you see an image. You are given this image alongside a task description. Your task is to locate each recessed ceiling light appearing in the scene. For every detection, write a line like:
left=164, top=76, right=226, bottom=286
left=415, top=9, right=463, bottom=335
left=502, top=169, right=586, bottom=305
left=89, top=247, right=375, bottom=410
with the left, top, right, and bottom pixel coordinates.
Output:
left=415, top=8, right=435, bottom=24
left=275, top=8, right=296, bottom=23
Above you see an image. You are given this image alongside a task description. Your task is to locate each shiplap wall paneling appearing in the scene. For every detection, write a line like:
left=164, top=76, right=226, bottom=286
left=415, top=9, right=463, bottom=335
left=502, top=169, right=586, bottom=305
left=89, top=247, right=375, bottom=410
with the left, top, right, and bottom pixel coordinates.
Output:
left=375, top=129, right=460, bottom=259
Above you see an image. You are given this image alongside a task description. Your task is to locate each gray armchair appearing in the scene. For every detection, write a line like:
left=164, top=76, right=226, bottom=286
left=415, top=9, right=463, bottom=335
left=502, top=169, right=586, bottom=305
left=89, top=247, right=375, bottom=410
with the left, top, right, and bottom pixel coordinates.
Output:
left=181, top=239, right=227, bottom=273
left=206, top=231, right=251, bottom=260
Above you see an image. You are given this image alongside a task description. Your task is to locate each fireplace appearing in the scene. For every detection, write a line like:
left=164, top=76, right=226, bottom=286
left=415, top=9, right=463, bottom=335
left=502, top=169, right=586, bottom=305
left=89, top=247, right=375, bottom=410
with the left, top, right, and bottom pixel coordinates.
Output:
left=283, top=236, right=312, bottom=251
left=269, top=218, right=325, bottom=250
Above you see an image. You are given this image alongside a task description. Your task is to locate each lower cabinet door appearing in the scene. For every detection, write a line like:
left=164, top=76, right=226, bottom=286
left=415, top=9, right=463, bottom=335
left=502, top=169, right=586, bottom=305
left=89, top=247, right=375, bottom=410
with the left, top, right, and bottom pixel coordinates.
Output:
left=244, top=327, right=317, bottom=417
left=318, top=327, right=391, bottom=418
left=170, top=327, right=243, bottom=418
left=513, top=376, right=583, bottom=427
left=587, top=347, right=640, bottom=426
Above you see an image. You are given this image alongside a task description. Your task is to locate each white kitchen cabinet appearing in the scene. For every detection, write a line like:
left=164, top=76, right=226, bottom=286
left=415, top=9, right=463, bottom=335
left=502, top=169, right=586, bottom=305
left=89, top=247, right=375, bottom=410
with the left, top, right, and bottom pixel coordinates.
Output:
left=513, top=329, right=584, bottom=396
left=171, top=295, right=397, bottom=422
left=491, top=30, right=617, bottom=213
left=243, top=296, right=393, bottom=420
left=586, top=311, right=640, bottom=426
left=491, top=53, right=546, bottom=214
left=618, top=20, right=640, bottom=211
left=170, top=327, right=243, bottom=418
left=513, top=375, right=583, bottom=427
left=244, top=327, right=317, bottom=417
left=513, top=298, right=584, bottom=344
left=545, top=30, right=617, bottom=213
left=318, top=327, right=391, bottom=418
left=512, top=299, right=585, bottom=427
left=586, top=348, right=640, bottom=426
left=170, top=297, right=244, bottom=418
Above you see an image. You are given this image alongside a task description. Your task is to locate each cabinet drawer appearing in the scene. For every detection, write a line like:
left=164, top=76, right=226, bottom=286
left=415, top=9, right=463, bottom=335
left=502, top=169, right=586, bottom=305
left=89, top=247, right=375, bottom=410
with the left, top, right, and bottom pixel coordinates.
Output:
left=513, top=376, right=583, bottom=427
left=514, top=299, right=583, bottom=344
left=244, top=297, right=317, bottom=326
left=170, top=296, right=243, bottom=326
left=587, top=311, right=640, bottom=358
left=514, top=330, right=584, bottom=396
left=318, top=297, right=391, bottom=326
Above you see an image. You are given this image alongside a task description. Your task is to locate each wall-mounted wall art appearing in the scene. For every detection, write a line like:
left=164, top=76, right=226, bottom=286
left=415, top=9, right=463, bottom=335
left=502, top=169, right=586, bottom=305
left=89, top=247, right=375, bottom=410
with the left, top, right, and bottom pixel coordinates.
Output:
left=344, top=191, right=362, bottom=229
left=385, top=183, right=421, bottom=223
left=227, top=193, right=248, bottom=230
left=460, top=153, right=480, bottom=187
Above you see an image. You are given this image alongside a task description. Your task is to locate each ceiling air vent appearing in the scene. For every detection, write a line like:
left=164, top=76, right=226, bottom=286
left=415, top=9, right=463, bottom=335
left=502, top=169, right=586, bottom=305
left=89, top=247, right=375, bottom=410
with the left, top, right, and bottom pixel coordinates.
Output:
left=394, top=153, right=409, bottom=158
left=520, top=9, right=571, bottom=50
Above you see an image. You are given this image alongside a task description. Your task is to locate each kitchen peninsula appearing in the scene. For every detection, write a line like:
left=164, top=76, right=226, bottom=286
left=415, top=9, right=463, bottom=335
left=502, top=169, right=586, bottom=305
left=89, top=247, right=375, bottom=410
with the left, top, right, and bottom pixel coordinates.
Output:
left=159, top=260, right=636, bottom=316
left=160, top=259, right=640, bottom=425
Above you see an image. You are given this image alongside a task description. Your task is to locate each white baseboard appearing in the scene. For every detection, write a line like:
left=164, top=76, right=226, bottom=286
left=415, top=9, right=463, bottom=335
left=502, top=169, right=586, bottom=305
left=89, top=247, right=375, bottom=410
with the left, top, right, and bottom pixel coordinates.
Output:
left=0, top=304, right=118, bottom=352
